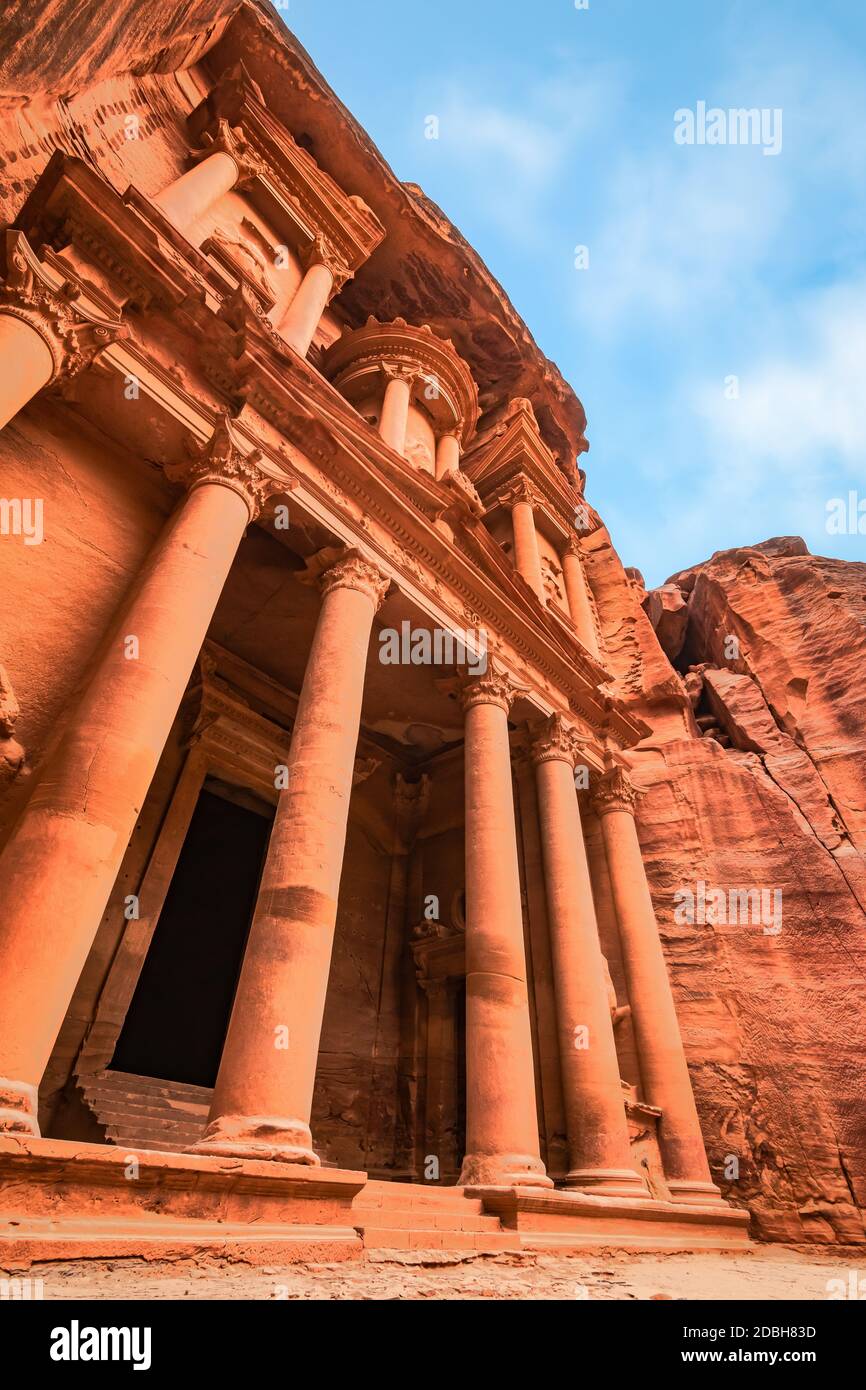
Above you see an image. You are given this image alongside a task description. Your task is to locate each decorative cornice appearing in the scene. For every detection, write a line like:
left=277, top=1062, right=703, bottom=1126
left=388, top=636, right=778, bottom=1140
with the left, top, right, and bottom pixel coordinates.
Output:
left=0, top=230, right=126, bottom=383
left=458, top=670, right=519, bottom=714
left=323, top=317, right=480, bottom=446
left=319, top=548, right=390, bottom=610
left=591, top=765, right=640, bottom=816
left=530, top=713, right=590, bottom=768
left=165, top=412, right=285, bottom=521
left=191, top=117, right=268, bottom=188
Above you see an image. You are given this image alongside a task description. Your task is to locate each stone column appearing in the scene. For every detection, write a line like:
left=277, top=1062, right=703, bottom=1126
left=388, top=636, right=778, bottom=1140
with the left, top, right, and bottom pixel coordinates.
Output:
left=0, top=417, right=277, bottom=1135
left=191, top=550, right=389, bottom=1164
left=0, top=230, right=124, bottom=431
left=458, top=671, right=551, bottom=1189
left=153, top=119, right=266, bottom=236
left=593, top=766, right=721, bottom=1203
left=531, top=717, right=648, bottom=1196
left=280, top=237, right=351, bottom=359
left=506, top=481, right=546, bottom=602
left=435, top=432, right=460, bottom=480
left=562, top=537, right=601, bottom=660
left=378, top=365, right=415, bottom=456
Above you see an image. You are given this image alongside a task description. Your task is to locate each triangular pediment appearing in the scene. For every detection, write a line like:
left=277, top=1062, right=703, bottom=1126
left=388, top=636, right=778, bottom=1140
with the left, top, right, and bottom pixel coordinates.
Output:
left=463, top=398, right=580, bottom=528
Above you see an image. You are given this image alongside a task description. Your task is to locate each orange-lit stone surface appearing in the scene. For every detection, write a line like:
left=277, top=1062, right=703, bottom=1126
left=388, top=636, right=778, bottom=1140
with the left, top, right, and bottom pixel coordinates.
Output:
left=0, top=0, right=860, bottom=1279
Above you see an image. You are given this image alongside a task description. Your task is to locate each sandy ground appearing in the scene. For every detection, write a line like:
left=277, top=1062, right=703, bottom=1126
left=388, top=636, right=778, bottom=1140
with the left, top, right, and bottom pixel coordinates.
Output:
left=15, top=1244, right=865, bottom=1301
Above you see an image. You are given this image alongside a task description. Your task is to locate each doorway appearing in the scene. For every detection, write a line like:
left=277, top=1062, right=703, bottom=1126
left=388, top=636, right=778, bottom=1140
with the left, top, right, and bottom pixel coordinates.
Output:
left=111, top=784, right=272, bottom=1087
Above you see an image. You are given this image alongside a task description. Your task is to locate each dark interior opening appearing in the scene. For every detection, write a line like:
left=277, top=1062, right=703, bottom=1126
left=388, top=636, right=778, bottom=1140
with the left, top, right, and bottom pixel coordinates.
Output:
left=111, top=785, right=272, bottom=1087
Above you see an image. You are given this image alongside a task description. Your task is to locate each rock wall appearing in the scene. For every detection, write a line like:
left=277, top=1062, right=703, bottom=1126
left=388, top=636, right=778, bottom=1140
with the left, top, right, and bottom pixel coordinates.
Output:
left=591, top=533, right=866, bottom=1242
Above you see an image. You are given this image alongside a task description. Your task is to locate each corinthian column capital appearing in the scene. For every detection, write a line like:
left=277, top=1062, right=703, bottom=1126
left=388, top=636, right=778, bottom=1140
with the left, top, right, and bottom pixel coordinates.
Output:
left=499, top=476, right=542, bottom=511
left=381, top=359, right=419, bottom=387
left=192, top=118, right=268, bottom=187
left=319, top=549, right=390, bottom=610
left=591, top=764, right=640, bottom=816
left=0, top=230, right=125, bottom=383
left=303, top=233, right=353, bottom=294
left=458, top=669, right=519, bottom=714
left=530, top=713, right=589, bottom=768
left=166, top=413, right=283, bottom=522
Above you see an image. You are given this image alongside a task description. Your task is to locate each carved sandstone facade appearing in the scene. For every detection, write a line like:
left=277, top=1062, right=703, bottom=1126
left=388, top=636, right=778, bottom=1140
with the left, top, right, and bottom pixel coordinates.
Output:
left=7, top=1, right=846, bottom=1257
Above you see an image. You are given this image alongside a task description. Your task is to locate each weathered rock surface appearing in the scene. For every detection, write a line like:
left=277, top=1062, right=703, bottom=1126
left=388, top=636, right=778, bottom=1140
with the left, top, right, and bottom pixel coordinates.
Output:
left=605, top=537, right=866, bottom=1242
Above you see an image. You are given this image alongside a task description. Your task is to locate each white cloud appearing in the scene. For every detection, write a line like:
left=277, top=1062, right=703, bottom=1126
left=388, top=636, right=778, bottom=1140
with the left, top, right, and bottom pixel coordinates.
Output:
left=692, top=280, right=866, bottom=488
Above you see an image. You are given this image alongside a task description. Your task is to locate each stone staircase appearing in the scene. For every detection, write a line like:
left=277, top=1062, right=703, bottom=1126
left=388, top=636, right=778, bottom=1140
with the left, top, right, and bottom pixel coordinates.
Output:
left=78, top=1070, right=211, bottom=1154
left=350, top=1179, right=519, bottom=1253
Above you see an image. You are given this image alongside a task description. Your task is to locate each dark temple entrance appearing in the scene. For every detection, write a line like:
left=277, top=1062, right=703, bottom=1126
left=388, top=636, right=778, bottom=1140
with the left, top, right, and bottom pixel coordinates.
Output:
left=112, top=785, right=272, bottom=1087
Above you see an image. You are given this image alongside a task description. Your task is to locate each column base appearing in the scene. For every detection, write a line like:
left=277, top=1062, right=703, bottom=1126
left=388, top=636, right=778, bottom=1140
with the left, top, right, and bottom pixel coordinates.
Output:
left=188, top=1114, right=320, bottom=1166
left=562, top=1167, right=650, bottom=1198
left=0, top=1077, right=40, bottom=1137
left=667, top=1178, right=725, bottom=1205
left=458, top=1151, right=553, bottom=1189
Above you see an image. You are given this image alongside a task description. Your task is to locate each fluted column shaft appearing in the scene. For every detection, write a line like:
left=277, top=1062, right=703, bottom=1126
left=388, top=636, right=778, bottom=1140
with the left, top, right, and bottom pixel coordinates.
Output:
left=0, top=420, right=274, bottom=1135
left=192, top=551, right=389, bottom=1164
left=562, top=541, right=601, bottom=659
left=531, top=718, right=647, bottom=1196
left=594, top=768, right=721, bottom=1203
left=458, top=673, right=551, bottom=1189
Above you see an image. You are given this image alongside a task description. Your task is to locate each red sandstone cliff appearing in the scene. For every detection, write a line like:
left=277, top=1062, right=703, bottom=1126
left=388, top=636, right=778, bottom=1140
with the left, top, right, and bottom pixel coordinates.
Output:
left=588, top=533, right=866, bottom=1242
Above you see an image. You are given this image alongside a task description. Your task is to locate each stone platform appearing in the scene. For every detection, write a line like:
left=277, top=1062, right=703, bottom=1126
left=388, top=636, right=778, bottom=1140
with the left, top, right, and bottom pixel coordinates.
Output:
left=0, top=1138, right=749, bottom=1268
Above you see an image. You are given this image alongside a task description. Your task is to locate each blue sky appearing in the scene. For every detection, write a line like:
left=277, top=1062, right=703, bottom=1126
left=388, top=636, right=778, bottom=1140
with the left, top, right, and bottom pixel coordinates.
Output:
left=280, top=0, right=866, bottom=585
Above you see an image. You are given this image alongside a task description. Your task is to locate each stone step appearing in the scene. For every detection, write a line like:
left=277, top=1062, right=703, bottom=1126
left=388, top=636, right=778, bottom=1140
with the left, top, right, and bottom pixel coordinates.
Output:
left=79, top=1070, right=212, bottom=1155
left=85, top=1098, right=210, bottom=1127
left=357, top=1180, right=484, bottom=1212
left=104, top=1121, right=202, bottom=1146
left=351, top=1207, right=501, bottom=1233
left=87, top=1070, right=214, bottom=1103
left=104, top=1128, right=191, bottom=1150
left=358, top=1227, right=519, bottom=1253
left=103, top=1124, right=204, bottom=1149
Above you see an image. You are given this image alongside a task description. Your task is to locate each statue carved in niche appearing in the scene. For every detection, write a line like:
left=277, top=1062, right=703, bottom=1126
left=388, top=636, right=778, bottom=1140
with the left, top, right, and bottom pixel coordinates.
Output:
left=404, top=437, right=434, bottom=473
left=540, top=553, right=565, bottom=605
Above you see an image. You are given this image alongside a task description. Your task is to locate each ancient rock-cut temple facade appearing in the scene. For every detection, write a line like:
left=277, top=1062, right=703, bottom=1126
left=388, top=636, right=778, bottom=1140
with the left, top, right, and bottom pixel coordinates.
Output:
left=0, top=2, right=861, bottom=1259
